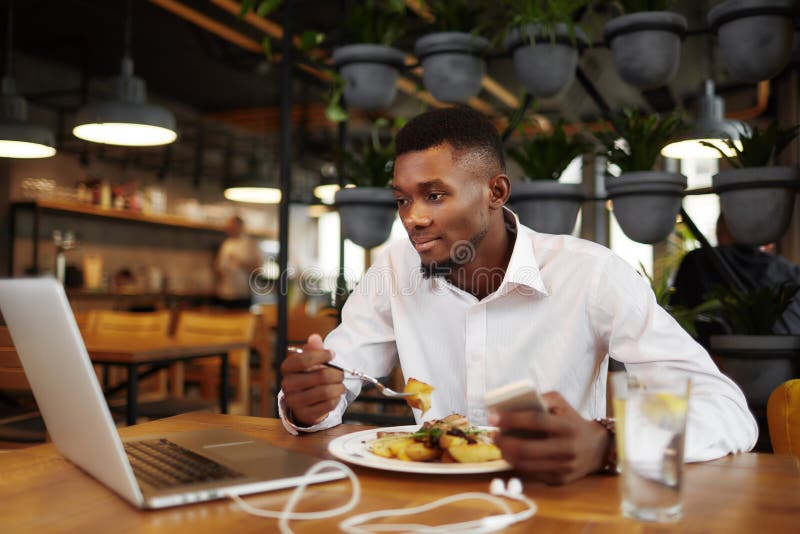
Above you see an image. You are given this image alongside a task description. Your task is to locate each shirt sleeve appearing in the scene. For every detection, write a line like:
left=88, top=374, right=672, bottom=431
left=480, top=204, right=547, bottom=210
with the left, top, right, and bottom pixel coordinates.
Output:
left=589, top=254, right=758, bottom=462
left=277, top=252, right=399, bottom=433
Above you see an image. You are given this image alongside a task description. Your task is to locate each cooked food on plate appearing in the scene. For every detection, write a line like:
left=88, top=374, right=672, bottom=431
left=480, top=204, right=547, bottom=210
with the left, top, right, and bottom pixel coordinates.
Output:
left=403, top=378, right=434, bottom=414
left=369, top=413, right=502, bottom=463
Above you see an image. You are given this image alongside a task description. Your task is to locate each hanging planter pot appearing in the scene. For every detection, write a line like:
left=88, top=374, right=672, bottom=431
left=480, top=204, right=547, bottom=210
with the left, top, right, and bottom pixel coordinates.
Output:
left=509, top=182, right=585, bottom=235
left=334, top=187, right=396, bottom=249
left=712, top=166, right=798, bottom=246
left=414, top=32, right=490, bottom=104
left=504, top=24, right=588, bottom=99
left=332, top=44, right=406, bottom=111
left=710, top=334, right=800, bottom=451
left=603, top=12, right=687, bottom=89
left=605, top=171, right=686, bottom=244
left=707, top=0, right=795, bottom=83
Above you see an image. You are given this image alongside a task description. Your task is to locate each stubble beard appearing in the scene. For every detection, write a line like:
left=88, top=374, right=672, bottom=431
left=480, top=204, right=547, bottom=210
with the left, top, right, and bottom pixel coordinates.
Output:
left=419, top=212, right=489, bottom=279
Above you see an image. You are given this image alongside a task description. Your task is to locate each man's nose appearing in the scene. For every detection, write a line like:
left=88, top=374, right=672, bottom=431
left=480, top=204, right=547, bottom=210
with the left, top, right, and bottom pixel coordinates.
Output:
left=403, top=205, right=432, bottom=228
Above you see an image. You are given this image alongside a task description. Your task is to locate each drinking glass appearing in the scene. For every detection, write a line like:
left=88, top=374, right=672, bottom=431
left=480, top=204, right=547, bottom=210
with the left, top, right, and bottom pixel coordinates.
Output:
left=611, top=371, right=690, bottom=522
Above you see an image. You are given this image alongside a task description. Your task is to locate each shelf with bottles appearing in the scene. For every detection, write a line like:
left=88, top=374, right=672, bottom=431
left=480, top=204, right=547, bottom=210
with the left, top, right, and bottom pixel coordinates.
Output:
left=7, top=200, right=273, bottom=277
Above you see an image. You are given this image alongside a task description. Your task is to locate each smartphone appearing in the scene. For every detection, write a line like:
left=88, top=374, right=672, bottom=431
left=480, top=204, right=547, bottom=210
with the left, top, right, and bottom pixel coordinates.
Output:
left=484, top=380, right=548, bottom=413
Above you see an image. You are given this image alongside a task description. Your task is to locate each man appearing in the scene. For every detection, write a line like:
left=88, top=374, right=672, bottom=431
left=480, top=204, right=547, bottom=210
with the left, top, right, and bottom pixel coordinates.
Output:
left=215, top=215, right=261, bottom=309
left=279, top=107, right=756, bottom=484
left=671, top=214, right=800, bottom=337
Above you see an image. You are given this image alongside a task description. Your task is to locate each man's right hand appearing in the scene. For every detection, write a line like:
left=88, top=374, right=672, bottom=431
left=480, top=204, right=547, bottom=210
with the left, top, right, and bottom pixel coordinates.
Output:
left=280, top=333, right=345, bottom=427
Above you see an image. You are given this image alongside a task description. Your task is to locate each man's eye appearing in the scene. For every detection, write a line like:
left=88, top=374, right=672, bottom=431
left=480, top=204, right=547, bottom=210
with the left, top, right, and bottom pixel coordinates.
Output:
left=394, top=198, right=407, bottom=207
left=428, top=193, right=444, bottom=201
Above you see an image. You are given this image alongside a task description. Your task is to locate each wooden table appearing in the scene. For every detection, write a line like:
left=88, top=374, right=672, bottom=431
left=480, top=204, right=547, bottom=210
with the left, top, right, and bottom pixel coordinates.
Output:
left=1, top=412, right=798, bottom=533
left=85, top=339, right=249, bottom=425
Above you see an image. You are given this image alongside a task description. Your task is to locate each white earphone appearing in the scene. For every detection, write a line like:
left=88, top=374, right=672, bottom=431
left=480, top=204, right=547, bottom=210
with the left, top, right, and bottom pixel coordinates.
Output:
left=228, top=460, right=537, bottom=534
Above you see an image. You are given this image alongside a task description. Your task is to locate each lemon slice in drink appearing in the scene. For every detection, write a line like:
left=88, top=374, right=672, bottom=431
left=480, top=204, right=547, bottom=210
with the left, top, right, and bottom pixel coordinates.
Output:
left=641, top=393, right=688, bottom=427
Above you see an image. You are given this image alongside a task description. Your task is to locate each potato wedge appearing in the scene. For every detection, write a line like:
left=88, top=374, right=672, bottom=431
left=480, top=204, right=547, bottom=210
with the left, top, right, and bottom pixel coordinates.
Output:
left=369, top=436, right=413, bottom=458
left=438, top=433, right=467, bottom=449
left=387, top=437, right=416, bottom=457
left=404, top=442, right=441, bottom=462
left=404, top=378, right=434, bottom=415
left=447, top=442, right=502, bottom=463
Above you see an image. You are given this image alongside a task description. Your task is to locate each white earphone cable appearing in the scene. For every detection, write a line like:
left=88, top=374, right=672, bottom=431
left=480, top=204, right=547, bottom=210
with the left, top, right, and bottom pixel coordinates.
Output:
left=339, top=487, right=537, bottom=534
left=226, top=460, right=361, bottom=534
left=227, top=460, right=536, bottom=534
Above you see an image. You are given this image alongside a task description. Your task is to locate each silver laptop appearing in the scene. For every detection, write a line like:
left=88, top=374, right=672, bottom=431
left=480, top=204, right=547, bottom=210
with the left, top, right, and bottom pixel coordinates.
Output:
left=0, top=278, right=344, bottom=509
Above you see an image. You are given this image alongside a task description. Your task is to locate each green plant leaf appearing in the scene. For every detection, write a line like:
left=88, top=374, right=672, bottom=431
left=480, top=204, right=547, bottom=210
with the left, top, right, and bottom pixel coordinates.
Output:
left=704, top=123, right=800, bottom=168
left=709, top=282, right=800, bottom=335
left=594, top=108, right=682, bottom=173
left=239, top=0, right=256, bottom=17
left=343, top=0, right=407, bottom=45
left=421, top=0, right=486, bottom=33
left=299, top=30, right=324, bottom=51
left=256, top=0, right=282, bottom=17
left=506, top=121, right=591, bottom=180
left=261, top=36, right=273, bottom=61
left=338, top=119, right=398, bottom=187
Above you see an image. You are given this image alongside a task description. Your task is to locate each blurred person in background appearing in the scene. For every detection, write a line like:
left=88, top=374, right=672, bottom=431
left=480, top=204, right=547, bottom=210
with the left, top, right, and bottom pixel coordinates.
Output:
left=215, top=215, right=262, bottom=309
left=670, top=214, right=800, bottom=337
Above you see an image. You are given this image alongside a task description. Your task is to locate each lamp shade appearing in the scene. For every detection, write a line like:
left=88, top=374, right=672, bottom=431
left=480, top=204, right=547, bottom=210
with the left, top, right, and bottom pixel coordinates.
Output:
left=661, top=80, right=743, bottom=159
left=224, top=146, right=281, bottom=204
left=0, top=78, right=55, bottom=158
left=73, top=58, right=177, bottom=147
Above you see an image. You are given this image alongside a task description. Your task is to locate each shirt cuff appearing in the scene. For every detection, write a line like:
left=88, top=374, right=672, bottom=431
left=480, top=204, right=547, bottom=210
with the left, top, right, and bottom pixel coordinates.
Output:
left=277, top=390, right=344, bottom=435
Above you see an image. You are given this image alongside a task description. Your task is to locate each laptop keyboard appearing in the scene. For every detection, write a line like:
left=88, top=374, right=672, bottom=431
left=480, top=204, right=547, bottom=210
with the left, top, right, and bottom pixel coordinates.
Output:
left=124, top=438, right=244, bottom=490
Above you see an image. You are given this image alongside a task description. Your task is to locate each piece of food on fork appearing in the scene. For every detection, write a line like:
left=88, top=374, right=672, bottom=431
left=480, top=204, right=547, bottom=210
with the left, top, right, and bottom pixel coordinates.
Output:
left=403, top=377, right=434, bottom=414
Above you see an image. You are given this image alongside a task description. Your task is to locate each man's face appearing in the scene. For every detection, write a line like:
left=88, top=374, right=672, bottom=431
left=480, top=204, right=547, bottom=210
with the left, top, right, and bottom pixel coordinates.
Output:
left=392, top=144, right=490, bottom=272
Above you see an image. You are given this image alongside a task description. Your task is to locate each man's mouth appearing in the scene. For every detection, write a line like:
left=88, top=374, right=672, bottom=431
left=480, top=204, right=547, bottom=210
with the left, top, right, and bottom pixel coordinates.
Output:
left=411, top=236, right=439, bottom=253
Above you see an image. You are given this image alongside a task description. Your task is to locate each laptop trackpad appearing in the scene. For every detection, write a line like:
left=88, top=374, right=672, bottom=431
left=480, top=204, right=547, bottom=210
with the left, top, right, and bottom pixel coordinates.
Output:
left=201, top=439, right=278, bottom=462
left=170, top=429, right=321, bottom=476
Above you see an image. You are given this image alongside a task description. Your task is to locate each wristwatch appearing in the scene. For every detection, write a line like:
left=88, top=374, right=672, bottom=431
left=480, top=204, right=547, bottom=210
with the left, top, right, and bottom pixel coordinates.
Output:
left=594, top=418, right=618, bottom=475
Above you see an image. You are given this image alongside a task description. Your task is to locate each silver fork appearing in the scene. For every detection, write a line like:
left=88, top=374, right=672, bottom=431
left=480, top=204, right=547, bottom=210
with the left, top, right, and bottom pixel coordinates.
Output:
left=287, top=346, right=414, bottom=398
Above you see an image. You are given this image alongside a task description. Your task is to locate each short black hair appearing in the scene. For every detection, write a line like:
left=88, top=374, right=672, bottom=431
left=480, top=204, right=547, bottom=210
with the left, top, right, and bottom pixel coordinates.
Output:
left=395, top=106, right=505, bottom=172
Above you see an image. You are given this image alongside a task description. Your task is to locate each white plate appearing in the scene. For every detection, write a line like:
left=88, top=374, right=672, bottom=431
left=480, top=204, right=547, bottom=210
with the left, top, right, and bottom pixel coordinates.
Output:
left=327, top=425, right=512, bottom=475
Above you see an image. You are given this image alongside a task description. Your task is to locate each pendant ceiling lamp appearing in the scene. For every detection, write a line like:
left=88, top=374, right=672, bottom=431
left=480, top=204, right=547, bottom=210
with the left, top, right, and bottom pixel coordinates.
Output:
left=224, top=145, right=282, bottom=204
left=72, top=0, right=176, bottom=147
left=0, top=1, right=55, bottom=159
left=313, top=162, right=342, bottom=205
left=661, top=80, right=744, bottom=160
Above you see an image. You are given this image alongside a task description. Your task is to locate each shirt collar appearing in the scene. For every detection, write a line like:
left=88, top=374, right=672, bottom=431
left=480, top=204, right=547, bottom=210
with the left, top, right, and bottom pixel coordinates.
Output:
left=497, top=208, right=549, bottom=298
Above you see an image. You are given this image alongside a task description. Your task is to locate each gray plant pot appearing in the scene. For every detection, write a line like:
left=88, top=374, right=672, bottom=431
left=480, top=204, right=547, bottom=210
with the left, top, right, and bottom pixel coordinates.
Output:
left=605, top=171, right=687, bottom=244
left=603, top=12, right=687, bottom=89
left=708, top=0, right=795, bottom=83
left=509, top=181, right=585, bottom=235
left=334, top=187, right=396, bottom=249
left=332, top=44, right=406, bottom=110
left=710, top=334, right=800, bottom=450
left=712, top=166, right=798, bottom=246
left=414, top=32, right=490, bottom=104
left=504, top=24, right=588, bottom=99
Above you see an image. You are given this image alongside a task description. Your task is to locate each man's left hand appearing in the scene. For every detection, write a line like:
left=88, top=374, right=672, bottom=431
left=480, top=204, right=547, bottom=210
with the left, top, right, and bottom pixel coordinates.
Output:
left=489, top=392, right=610, bottom=485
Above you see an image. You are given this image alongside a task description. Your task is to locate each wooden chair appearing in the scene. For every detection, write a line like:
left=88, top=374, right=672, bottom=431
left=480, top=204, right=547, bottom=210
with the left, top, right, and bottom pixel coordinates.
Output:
left=247, top=304, right=338, bottom=417
left=283, top=305, right=411, bottom=425
left=286, top=305, right=338, bottom=345
left=251, top=305, right=277, bottom=417
left=84, top=310, right=172, bottom=399
left=0, top=326, right=47, bottom=444
left=175, top=311, right=256, bottom=415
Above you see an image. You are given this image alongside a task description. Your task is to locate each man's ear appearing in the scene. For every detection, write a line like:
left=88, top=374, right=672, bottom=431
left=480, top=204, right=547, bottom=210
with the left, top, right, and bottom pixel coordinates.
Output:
left=487, top=173, right=511, bottom=209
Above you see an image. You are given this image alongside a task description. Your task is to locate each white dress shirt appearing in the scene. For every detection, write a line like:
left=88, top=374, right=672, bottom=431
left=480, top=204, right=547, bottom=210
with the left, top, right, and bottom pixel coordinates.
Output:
left=279, top=210, right=757, bottom=462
